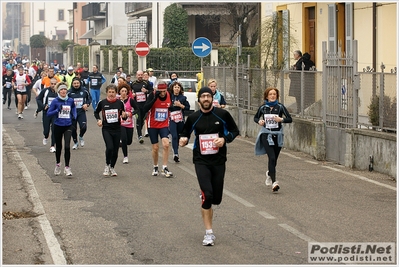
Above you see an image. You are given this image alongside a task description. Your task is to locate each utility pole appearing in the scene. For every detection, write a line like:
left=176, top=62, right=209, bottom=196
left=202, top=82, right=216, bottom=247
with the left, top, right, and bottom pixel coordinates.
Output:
left=235, top=24, right=242, bottom=107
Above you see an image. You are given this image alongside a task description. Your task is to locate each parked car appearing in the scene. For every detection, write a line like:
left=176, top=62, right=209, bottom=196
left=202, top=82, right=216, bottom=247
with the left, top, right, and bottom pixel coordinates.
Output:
left=159, top=78, right=198, bottom=115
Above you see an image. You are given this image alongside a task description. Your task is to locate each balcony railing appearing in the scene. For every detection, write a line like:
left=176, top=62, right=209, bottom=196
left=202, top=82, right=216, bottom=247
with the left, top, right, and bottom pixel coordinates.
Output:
left=125, top=3, right=152, bottom=14
left=82, top=3, right=106, bottom=21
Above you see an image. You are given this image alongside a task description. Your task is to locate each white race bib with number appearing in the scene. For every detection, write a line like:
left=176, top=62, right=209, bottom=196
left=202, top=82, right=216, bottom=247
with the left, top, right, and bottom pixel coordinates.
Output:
left=17, top=84, right=26, bottom=92
left=48, top=97, right=55, bottom=107
left=105, top=109, right=118, bottom=123
left=199, top=133, right=219, bottom=155
left=264, top=114, right=278, bottom=129
left=59, top=105, right=71, bottom=119
left=74, top=98, right=84, bottom=108
left=91, top=79, right=98, bottom=86
left=170, top=110, right=183, bottom=123
left=136, top=92, right=146, bottom=102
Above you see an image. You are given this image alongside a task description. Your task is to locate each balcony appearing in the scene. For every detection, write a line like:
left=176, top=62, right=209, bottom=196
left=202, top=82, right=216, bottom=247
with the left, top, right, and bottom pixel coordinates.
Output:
left=82, top=3, right=106, bottom=21
left=125, top=3, right=152, bottom=17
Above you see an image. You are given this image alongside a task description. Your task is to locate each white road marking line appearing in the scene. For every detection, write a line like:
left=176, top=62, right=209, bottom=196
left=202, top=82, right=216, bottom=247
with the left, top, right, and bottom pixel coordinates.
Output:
left=224, top=189, right=255, bottom=207
left=4, top=132, right=67, bottom=265
left=305, top=160, right=318, bottom=165
left=281, top=152, right=302, bottom=159
left=278, top=223, right=317, bottom=243
left=257, top=211, right=276, bottom=219
left=322, top=165, right=396, bottom=191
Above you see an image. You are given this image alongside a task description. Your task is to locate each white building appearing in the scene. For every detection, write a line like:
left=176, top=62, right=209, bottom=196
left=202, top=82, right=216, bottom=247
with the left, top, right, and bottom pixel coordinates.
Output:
left=29, top=2, right=72, bottom=41
left=80, top=2, right=129, bottom=45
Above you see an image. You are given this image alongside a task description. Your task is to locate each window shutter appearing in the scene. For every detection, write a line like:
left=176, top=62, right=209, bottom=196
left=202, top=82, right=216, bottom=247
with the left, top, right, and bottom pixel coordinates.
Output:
left=328, top=4, right=337, bottom=52
left=282, top=10, right=290, bottom=70
left=345, top=3, right=353, bottom=56
left=272, top=11, right=278, bottom=69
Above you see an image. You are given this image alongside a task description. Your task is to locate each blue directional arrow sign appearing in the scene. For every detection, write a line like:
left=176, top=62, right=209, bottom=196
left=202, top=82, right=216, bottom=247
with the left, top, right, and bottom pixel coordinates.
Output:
left=192, top=37, right=212, bottom=57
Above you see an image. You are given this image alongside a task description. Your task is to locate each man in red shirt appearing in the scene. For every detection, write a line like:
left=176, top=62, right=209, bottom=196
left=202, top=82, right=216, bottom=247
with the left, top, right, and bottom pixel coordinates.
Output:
left=143, top=81, right=173, bottom=178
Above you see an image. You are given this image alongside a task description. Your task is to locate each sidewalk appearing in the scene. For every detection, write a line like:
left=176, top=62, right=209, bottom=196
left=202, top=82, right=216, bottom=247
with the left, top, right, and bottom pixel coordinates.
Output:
left=2, top=128, right=53, bottom=265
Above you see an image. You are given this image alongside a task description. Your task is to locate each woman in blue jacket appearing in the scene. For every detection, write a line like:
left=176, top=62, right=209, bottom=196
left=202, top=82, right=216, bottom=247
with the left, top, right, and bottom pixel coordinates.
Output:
left=47, top=82, right=77, bottom=176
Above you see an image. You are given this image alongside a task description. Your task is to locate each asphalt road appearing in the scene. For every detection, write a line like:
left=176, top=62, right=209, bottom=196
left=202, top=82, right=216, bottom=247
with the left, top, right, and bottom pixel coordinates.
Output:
left=2, top=96, right=397, bottom=265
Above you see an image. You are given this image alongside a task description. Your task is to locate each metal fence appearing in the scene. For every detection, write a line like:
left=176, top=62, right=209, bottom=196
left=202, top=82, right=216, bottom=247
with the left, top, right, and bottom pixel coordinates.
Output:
left=203, top=62, right=396, bottom=133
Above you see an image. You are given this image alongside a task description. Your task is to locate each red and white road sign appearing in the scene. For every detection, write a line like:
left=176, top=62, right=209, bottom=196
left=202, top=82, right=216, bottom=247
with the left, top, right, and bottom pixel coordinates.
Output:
left=135, top=42, right=150, bottom=57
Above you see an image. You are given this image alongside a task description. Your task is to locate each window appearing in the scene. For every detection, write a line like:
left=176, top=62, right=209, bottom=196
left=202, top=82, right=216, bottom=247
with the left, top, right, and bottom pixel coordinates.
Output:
left=58, top=9, right=64, bottom=21
left=39, top=9, right=44, bottom=21
left=39, top=31, right=44, bottom=36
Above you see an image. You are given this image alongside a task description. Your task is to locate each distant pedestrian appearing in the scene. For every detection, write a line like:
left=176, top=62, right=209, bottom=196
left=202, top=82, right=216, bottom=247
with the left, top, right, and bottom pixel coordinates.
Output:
left=2, top=69, right=14, bottom=110
left=179, top=87, right=240, bottom=246
left=254, top=87, right=292, bottom=192
left=13, top=66, right=32, bottom=119
left=87, top=65, right=106, bottom=110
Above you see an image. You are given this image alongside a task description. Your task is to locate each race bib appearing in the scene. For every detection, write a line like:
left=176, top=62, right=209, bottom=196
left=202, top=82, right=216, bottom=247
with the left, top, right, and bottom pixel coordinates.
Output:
left=91, top=79, right=98, bottom=86
left=136, top=92, right=146, bottom=102
left=17, top=84, right=26, bottom=92
left=212, top=99, right=220, bottom=106
left=48, top=97, right=55, bottom=107
left=199, top=133, right=219, bottom=155
left=6, top=82, right=11, bottom=89
left=74, top=97, right=84, bottom=108
left=170, top=110, right=183, bottom=123
left=154, top=108, right=168, bottom=121
left=105, top=109, right=118, bottom=123
left=59, top=105, right=71, bottom=119
left=264, top=114, right=278, bottom=129
left=121, top=116, right=134, bottom=127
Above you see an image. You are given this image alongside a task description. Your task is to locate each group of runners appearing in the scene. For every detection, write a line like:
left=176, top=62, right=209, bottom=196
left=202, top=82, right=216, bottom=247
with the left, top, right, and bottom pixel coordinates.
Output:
left=3, top=64, right=293, bottom=246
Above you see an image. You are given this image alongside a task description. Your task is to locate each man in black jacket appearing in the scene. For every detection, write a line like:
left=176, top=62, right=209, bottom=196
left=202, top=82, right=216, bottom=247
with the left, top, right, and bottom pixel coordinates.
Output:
left=131, top=70, right=153, bottom=143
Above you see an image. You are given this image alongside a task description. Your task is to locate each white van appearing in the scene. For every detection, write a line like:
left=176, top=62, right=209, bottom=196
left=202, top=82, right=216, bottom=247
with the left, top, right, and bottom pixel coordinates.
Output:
left=160, top=78, right=198, bottom=115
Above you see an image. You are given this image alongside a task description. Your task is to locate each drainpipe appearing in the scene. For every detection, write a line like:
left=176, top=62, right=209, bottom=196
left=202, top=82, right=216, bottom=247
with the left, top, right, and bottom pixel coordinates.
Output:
left=372, top=3, right=377, bottom=97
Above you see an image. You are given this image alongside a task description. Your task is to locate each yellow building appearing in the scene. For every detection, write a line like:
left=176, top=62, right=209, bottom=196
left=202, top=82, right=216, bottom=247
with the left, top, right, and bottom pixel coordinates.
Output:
left=261, top=2, right=397, bottom=72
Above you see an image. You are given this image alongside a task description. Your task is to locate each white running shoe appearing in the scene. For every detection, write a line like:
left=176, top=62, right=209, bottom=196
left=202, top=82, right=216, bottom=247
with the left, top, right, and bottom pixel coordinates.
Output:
left=123, top=157, right=128, bottom=164
left=103, top=165, right=110, bottom=176
left=79, top=136, right=85, bottom=147
left=43, top=138, right=48, bottom=145
left=54, top=164, right=61, bottom=175
left=202, top=233, right=216, bottom=246
left=152, top=166, right=159, bottom=176
left=50, top=146, right=56, bottom=153
left=110, top=167, right=117, bottom=176
left=161, top=167, right=173, bottom=178
left=272, top=181, right=280, bottom=192
left=265, top=171, right=272, bottom=186
left=64, top=167, right=73, bottom=176
left=18, top=113, right=23, bottom=119
left=72, top=142, right=78, bottom=150
left=24, top=106, right=28, bottom=110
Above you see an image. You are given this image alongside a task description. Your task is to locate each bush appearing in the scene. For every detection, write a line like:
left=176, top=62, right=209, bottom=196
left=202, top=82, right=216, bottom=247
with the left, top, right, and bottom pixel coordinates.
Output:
left=368, top=95, right=397, bottom=129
